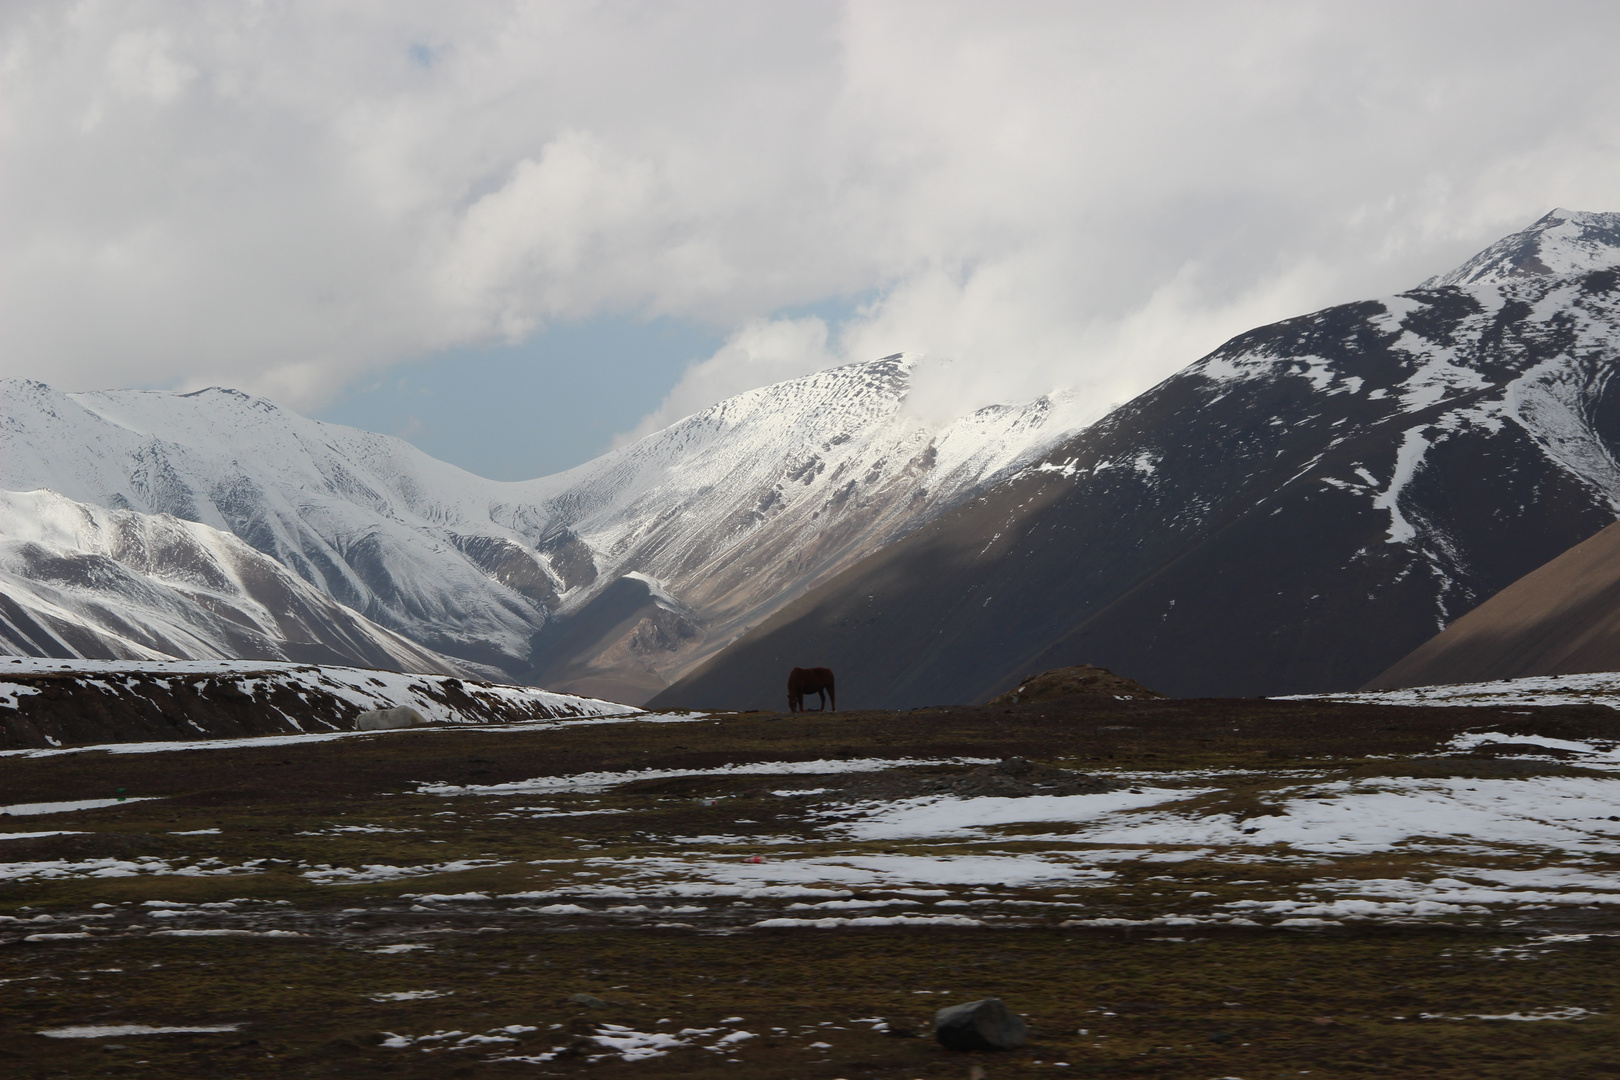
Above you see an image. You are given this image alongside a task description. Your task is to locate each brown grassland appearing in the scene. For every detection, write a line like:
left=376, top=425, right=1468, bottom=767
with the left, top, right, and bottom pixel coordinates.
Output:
left=3, top=695, right=1618, bottom=1078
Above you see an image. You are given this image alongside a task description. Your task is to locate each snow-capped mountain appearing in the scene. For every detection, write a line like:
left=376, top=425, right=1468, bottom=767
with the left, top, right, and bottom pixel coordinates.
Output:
left=1421, top=208, right=1620, bottom=288
left=0, top=488, right=477, bottom=675
left=655, top=209, right=1620, bottom=708
left=0, top=355, right=1085, bottom=700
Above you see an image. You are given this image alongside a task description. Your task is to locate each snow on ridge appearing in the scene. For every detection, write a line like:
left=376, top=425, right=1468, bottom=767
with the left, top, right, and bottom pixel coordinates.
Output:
left=0, top=353, right=1088, bottom=682
left=1186, top=263, right=1620, bottom=545
left=1422, top=208, right=1620, bottom=289
left=0, top=657, right=633, bottom=755
left=0, top=654, right=621, bottom=711
left=0, top=487, right=480, bottom=676
left=1370, top=427, right=1431, bottom=545
left=544, top=355, right=1081, bottom=565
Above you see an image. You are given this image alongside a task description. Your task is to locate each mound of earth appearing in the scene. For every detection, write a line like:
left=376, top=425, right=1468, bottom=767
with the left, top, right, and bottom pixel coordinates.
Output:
left=986, top=665, right=1163, bottom=706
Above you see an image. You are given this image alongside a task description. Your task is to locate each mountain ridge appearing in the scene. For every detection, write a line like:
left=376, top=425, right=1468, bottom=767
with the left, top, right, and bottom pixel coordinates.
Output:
left=1422, top=208, right=1620, bottom=288
left=0, top=487, right=482, bottom=675
left=651, top=209, right=1620, bottom=708
left=0, top=356, right=1087, bottom=697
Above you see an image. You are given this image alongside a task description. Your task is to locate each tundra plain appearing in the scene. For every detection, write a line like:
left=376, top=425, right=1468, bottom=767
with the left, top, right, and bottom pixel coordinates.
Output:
left=4, top=694, right=1619, bottom=1078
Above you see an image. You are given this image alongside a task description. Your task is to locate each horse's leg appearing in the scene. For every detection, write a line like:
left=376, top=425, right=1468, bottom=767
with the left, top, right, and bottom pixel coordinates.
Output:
left=828, top=685, right=836, bottom=712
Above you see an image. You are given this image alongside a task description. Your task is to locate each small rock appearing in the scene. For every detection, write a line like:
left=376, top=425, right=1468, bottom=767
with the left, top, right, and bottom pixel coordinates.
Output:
left=565, top=992, right=608, bottom=1009
left=933, top=997, right=1027, bottom=1051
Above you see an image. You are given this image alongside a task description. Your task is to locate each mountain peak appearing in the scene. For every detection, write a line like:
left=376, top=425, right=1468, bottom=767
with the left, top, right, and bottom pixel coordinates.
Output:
left=1423, top=207, right=1620, bottom=289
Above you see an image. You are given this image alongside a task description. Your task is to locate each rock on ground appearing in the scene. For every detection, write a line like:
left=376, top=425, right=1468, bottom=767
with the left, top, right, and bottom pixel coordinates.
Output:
left=354, top=706, right=429, bottom=731
left=933, top=997, right=1028, bottom=1051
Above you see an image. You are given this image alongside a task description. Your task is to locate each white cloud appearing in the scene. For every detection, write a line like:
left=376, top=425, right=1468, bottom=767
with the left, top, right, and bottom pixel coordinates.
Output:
left=4, top=0, right=1620, bottom=435
left=105, top=28, right=194, bottom=104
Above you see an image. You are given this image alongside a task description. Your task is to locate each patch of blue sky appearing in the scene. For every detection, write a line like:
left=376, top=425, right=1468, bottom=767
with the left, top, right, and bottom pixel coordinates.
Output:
left=317, top=293, right=874, bottom=481
left=316, top=314, right=723, bottom=481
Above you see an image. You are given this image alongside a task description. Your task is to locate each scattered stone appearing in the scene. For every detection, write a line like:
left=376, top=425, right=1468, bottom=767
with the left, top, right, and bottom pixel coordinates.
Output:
left=355, top=706, right=429, bottom=731
left=987, top=664, right=1162, bottom=706
left=565, top=992, right=609, bottom=1009
left=933, top=997, right=1027, bottom=1051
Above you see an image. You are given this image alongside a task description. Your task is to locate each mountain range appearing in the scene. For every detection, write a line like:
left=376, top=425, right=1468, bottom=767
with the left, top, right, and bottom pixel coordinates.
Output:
left=0, top=357, right=1084, bottom=701
left=7, top=208, right=1620, bottom=708
left=651, top=209, right=1620, bottom=708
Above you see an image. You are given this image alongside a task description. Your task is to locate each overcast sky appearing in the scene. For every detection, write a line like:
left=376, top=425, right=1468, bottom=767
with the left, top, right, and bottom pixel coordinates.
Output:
left=5, top=2, right=1620, bottom=478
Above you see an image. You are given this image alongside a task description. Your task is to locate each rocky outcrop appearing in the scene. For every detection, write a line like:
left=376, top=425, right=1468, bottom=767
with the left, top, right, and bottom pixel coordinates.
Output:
left=0, top=661, right=620, bottom=749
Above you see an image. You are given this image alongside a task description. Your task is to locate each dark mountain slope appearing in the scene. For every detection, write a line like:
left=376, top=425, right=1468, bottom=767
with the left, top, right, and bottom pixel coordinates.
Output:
left=1366, top=520, right=1620, bottom=689
left=650, top=210, right=1620, bottom=709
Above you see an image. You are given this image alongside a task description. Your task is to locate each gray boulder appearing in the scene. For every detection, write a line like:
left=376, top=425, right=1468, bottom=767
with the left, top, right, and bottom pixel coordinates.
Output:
left=933, top=997, right=1027, bottom=1051
left=565, top=993, right=608, bottom=1009
left=354, top=705, right=429, bottom=731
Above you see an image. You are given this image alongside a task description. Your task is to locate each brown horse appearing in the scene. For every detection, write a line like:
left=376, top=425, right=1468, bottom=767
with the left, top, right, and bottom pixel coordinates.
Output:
left=787, top=667, right=836, bottom=712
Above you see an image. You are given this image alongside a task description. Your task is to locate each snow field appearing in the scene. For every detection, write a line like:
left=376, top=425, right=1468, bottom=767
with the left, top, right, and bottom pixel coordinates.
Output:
left=40, top=1023, right=243, bottom=1038
left=0, top=855, right=266, bottom=884
left=378, top=1016, right=765, bottom=1065
left=1292, top=670, right=1620, bottom=712
left=12, top=672, right=1620, bottom=934
left=399, top=745, right=1620, bottom=927
left=416, top=755, right=998, bottom=796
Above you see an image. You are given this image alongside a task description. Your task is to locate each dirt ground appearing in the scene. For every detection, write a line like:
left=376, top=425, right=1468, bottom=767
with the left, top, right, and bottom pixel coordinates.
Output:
left=4, top=694, right=1619, bottom=1078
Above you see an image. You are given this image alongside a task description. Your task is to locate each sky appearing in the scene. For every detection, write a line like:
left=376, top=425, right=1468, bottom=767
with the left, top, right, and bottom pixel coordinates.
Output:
left=5, top=2, right=1620, bottom=479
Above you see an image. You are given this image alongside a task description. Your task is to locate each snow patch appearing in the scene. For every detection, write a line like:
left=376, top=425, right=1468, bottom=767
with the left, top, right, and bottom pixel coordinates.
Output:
left=40, top=1023, right=242, bottom=1038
